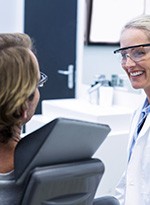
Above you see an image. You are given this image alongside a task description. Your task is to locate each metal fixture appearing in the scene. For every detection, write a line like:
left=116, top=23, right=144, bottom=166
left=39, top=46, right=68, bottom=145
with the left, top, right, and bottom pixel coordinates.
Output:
left=58, top=64, right=74, bottom=89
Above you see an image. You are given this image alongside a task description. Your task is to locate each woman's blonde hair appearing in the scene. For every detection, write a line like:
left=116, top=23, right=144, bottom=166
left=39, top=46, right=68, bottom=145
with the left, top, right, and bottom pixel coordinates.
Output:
left=122, top=15, right=150, bottom=41
left=0, top=33, right=39, bottom=143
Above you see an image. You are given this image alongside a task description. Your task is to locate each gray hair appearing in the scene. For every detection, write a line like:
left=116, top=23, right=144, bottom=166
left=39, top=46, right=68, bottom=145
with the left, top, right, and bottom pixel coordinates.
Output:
left=122, top=15, right=150, bottom=41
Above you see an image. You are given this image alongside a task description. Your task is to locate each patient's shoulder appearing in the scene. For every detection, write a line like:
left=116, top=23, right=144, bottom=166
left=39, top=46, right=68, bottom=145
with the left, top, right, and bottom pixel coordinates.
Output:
left=0, top=171, right=23, bottom=205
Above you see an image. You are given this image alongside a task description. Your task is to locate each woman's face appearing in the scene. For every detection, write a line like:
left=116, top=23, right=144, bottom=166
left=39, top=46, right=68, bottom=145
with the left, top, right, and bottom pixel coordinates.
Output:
left=120, top=28, right=150, bottom=95
left=23, top=51, right=40, bottom=123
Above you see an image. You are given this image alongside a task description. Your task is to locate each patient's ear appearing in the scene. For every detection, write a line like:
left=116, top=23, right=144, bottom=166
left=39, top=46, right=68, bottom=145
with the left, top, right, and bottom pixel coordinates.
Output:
left=22, top=109, right=28, bottom=118
left=19, top=100, right=30, bottom=121
left=21, top=109, right=28, bottom=124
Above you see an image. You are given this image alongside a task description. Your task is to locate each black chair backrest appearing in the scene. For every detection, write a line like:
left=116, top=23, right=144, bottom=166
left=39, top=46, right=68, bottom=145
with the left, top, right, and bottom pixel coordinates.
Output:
left=14, top=118, right=111, bottom=205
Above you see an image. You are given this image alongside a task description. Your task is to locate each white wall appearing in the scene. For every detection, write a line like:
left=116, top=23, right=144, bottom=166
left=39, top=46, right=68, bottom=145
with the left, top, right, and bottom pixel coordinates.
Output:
left=82, top=45, right=125, bottom=85
left=76, top=0, right=131, bottom=99
left=0, top=0, right=24, bottom=33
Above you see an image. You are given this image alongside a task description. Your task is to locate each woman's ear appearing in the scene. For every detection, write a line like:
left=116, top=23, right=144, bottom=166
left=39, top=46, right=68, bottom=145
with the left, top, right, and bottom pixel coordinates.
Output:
left=21, top=109, right=28, bottom=120
left=20, top=103, right=29, bottom=124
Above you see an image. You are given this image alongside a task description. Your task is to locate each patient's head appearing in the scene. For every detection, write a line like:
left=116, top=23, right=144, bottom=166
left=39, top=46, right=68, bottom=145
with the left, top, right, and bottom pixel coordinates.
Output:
left=0, top=33, right=40, bottom=144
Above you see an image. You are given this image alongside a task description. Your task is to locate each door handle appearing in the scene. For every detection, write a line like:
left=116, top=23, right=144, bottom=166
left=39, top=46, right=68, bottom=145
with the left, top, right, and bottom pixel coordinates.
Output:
left=58, top=64, right=74, bottom=89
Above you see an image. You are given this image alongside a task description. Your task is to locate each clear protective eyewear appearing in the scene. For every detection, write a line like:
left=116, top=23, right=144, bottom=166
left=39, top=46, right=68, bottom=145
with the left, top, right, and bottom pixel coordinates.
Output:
left=38, top=72, right=48, bottom=87
left=114, top=43, right=150, bottom=65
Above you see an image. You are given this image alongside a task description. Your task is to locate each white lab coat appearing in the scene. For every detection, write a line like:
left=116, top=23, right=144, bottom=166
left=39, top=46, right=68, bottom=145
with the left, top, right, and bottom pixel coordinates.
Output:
left=115, top=99, right=150, bottom=205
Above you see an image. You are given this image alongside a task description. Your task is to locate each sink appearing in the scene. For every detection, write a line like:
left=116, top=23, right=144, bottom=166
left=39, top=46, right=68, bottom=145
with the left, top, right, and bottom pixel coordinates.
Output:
left=41, top=99, right=133, bottom=132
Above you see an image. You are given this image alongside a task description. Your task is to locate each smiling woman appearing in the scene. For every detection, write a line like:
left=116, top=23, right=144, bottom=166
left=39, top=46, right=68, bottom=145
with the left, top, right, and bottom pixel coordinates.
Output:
left=116, top=18, right=150, bottom=91
left=114, top=15, right=150, bottom=205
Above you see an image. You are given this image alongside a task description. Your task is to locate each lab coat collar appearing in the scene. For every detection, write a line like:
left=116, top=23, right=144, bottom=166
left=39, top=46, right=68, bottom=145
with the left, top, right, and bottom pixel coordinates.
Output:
left=130, top=105, right=143, bottom=138
left=137, top=98, right=150, bottom=139
left=127, top=102, right=148, bottom=151
left=138, top=114, right=150, bottom=138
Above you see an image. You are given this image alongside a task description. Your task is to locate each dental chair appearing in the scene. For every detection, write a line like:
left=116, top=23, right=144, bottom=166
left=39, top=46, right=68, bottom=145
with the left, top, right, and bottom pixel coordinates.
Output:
left=13, top=117, right=119, bottom=205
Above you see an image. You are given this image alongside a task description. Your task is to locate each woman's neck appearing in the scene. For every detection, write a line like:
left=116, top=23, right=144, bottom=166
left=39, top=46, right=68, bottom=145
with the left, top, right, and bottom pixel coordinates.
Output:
left=0, top=125, right=21, bottom=173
